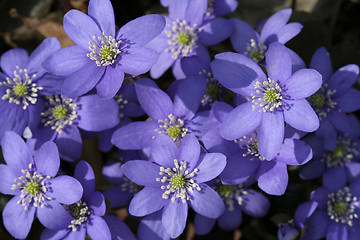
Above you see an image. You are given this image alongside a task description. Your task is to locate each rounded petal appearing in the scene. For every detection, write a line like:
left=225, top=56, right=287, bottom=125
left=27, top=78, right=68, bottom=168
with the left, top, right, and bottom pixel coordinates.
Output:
left=103, top=185, right=133, bottom=208
left=285, top=69, right=322, bottom=99
left=61, top=61, right=105, bottom=99
left=322, top=167, right=346, bottom=192
left=309, top=47, right=333, bottom=82
left=198, top=18, right=233, bottom=46
left=40, top=228, right=69, bottom=240
left=96, top=67, right=124, bottom=99
left=302, top=210, right=328, bottom=240
left=276, top=138, right=313, bottom=166
left=37, top=200, right=73, bottom=230
left=34, top=141, right=60, bottom=177
left=87, top=216, right=111, bottom=240
left=150, top=51, right=176, bottom=79
left=265, top=42, right=292, bottom=83
left=88, top=0, right=115, bottom=36
left=260, top=8, right=292, bottom=42
left=135, top=78, right=173, bottom=120
left=276, top=22, right=303, bottom=44
left=1, top=131, right=33, bottom=177
left=193, top=153, right=226, bottom=183
left=220, top=101, right=262, bottom=140
left=77, top=94, right=119, bottom=130
left=3, top=195, right=35, bottom=239
left=194, top=214, right=216, bottom=235
left=151, top=134, right=177, bottom=169
left=240, top=189, right=270, bottom=217
left=230, top=18, right=259, bottom=54
left=117, top=47, right=158, bottom=76
left=177, top=134, right=200, bottom=172
left=257, top=112, right=284, bottom=160
left=116, top=14, right=166, bottom=47
left=337, top=88, right=360, bottom=113
left=294, top=201, right=318, bottom=229
left=328, top=64, right=359, bottom=97
left=218, top=206, right=242, bottom=231
left=129, top=187, right=167, bottom=217
left=299, top=159, right=325, bottom=180
left=63, top=226, right=86, bottom=240
left=284, top=99, right=319, bottom=132
left=46, top=176, right=83, bottom=204
left=327, top=221, right=348, bottom=240
left=0, top=164, right=19, bottom=195
left=137, top=210, right=170, bottom=240
left=104, top=215, right=137, bottom=240
left=310, top=187, right=330, bottom=209
left=162, top=200, right=188, bottom=238
left=256, top=161, right=288, bottom=195
left=121, top=160, right=162, bottom=187
left=74, top=160, right=95, bottom=200
left=189, top=184, right=225, bottom=218
left=0, top=48, right=29, bottom=77
left=55, top=125, right=82, bottom=162
left=63, top=9, right=102, bottom=50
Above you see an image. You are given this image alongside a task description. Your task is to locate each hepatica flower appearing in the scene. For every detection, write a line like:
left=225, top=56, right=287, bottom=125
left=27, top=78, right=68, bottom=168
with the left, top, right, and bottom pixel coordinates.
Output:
left=147, top=0, right=233, bottom=79
left=212, top=42, right=322, bottom=160
left=27, top=94, right=119, bottom=161
left=0, top=131, right=83, bottom=239
left=0, top=37, right=63, bottom=141
left=43, top=0, right=165, bottom=99
left=121, top=134, right=226, bottom=238
left=41, top=161, right=112, bottom=240
left=307, top=47, right=360, bottom=150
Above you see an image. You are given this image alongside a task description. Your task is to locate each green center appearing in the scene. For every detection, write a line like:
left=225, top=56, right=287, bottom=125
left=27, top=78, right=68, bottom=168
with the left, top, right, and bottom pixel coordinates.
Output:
left=100, top=46, right=115, bottom=61
left=72, top=204, right=85, bottom=217
left=206, top=85, right=220, bottom=98
left=52, top=105, right=68, bottom=120
left=332, top=145, right=344, bottom=158
left=13, top=83, right=28, bottom=97
left=264, top=89, right=277, bottom=102
left=167, top=126, right=181, bottom=139
left=25, top=181, right=39, bottom=196
left=177, top=32, right=191, bottom=45
left=219, top=185, right=235, bottom=198
left=170, top=174, right=185, bottom=188
left=311, top=93, right=325, bottom=108
left=250, top=49, right=263, bottom=62
left=333, top=201, right=348, bottom=215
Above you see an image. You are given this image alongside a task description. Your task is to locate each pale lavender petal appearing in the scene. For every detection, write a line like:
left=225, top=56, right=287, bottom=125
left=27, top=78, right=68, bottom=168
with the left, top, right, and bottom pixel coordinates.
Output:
left=151, top=134, right=177, bottom=168
left=63, top=226, right=86, bottom=240
left=202, top=129, right=238, bottom=157
left=63, top=9, right=102, bottom=50
left=37, top=200, right=73, bottom=230
left=328, top=64, right=359, bottom=97
left=220, top=101, right=262, bottom=140
left=88, top=0, right=115, bottom=36
left=56, top=125, right=82, bottom=162
left=36, top=74, right=64, bottom=96
left=229, top=18, right=259, bottom=54
left=265, top=42, right=292, bottom=83
left=135, top=78, right=173, bottom=120
left=121, top=160, right=162, bottom=187
left=0, top=164, right=19, bottom=195
left=276, top=139, right=312, bottom=166
left=193, top=153, right=226, bottom=183
left=74, top=160, right=95, bottom=200
left=185, top=0, right=207, bottom=25
left=40, top=229, right=69, bottom=240
left=198, top=18, right=233, bottom=46
left=46, top=176, right=83, bottom=204
left=43, top=46, right=88, bottom=76
left=171, top=57, right=186, bottom=79
left=117, top=47, right=158, bottom=76
left=162, top=200, right=188, bottom=238
left=34, top=141, right=60, bottom=177
left=285, top=69, right=322, bottom=99
left=129, top=187, right=167, bottom=216
left=260, top=8, right=292, bottom=42
left=276, top=22, right=303, bottom=44
left=0, top=48, right=29, bottom=77
left=87, top=216, right=111, bottom=240
left=189, top=184, right=225, bottom=218
left=256, top=161, right=288, bottom=195
left=177, top=134, right=200, bottom=172
left=240, top=189, right=270, bottom=217
left=150, top=51, right=176, bottom=79
left=96, top=67, right=124, bottom=99
left=169, top=0, right=188, bottom=20
left=138, top=210, right=170, bottom=240
left=309, top=47, right=333, bottom=82
left=3, top=195, right=35, bottom=239
left=1, top=131, right=33, bottom=177
left=284, top=99, right=319, bottom=132
left=257, top=112, right=284, bottom=160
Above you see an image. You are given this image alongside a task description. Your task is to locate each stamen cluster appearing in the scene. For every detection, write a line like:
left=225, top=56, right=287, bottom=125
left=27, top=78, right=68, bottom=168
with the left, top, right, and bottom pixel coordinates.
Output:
left=244, top=39, right=267, bottom=63
left=238, top=133, right=266, bottom=161
left=66, top=200, right=91, bottom=231
left=213, top=182, right=248, bottom=211
left=251, top=78, right=283, bottom=112
left=156, top=114, right=188, bottom=143
left=321, top=136, right=358, bottom=168
left=308, top=84, right=337, bottom=120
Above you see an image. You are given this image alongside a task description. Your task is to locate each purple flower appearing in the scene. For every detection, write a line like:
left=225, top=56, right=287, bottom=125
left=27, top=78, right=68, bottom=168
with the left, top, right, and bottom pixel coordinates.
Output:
left=121, top=134, right=226, bottom=238
left=0, top=131, right=83, bottom=239
left=137, top=210, right=170, bottom=240
left=0, top=37, right=63, bottom=141
left=111, top=76, right=210, bottom=150
left=41, top=161, right=112, bottom=240
left=194, top=179, right=270, bottom=234
left=43, top=0, right=165, bottom=99
left=230, top=8, right=303, bottom=65
left=147, top=0, right=233, bottom=79
left=27, top=94, right=119, bottom=161
left=307, top=47, right=360, bottom=151
left=212, top=42, right=322, bottom=160
left=302, top=173, right=360, bottom=239
left=104, top=215, right=137, bottom=240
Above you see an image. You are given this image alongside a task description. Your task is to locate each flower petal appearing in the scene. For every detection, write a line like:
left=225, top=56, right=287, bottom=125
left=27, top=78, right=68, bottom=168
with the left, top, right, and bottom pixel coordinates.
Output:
left=193, top=153, right=226, bottom=183
left=117, top=47, right=158, bottom=76
left=96, top=67, right=124, bottom=99
left=88, top=0, right=115, bottom=36
left=150, top=51, right=176, bottom=79
left=218, top=206, right=242, bottom=231
left=294, top=201, right=318, bottom=229
left=151, top=134, right=177, bottom=169
left=162, top=200, right=188, bottom=238
left=194, top=214, right=216, bottom=235
left=256, top=161, right=288, bottom=195
left=265, top=42, right=292, bottom=83
left=328, top=64, right=359, bottom=97
left=74, top=160, right=95, bottom=200
left=0, top=48, right=29, bottom=77
left=34, top=141, right=60, bottom=177
left=230, top=18, right=259, bottom=54
left=276, top=22, right=303, bottom=44
left=104, top=215, right=137, bottom=240
left=137, top=210, right=170, bottom=240
left=220, top=101, right=262, bottom=140
left=40, top=229, right=69, bottom=240
left=0, top=164, right=19, bottom=195
left=46, top=176, right=83, bottom=204
left=276, top=139, right=312, bottom=166
left=240, top=189, right=270, bottom=217
left=129, top=187, right=167, bottom=217
left=55, top=125, right=82, bottom=162
left=302, top=210, right=328, bottom=240
left=299, top=159, right=325, bottom=180
left=177, top=134, right=200, bottom=172
left=260, top=8, right=292, bottom=43
left=284, top=99, right=319, bottom=132
left=121, top=160, right=162, bottom=187
left=337, top=88, right=360, bottom=113
left=285, top=69, right=322, bottom=99
left=189, top=184, right=225, bottom=218
left=198, top=18, right=233, bottom=46
left=322, top=167, right=346, bottom=192
left=185, top=0, right=207, bottom=25
left=309, top=47, right=333, bottom=82
left=3, top=195, right=35, bottom=239
left=327, top=221, right=348, bottom=240
left=37, top=200, right=73, bottom=230
left=63, top=226, right=86, bottom=240
left=87, top=216, right=111, bottom=240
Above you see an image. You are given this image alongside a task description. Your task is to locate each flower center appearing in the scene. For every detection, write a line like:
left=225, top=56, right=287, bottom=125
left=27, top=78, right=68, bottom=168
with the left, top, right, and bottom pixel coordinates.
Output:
left=238, top=133, right=266, bottom=161
left=165, top=20, right=202, bottom=59
left=206, top=85, right=220, bottom=98
left=156, top=114, right=188, bottom=143
left=66, top=200, right=91, bottom=231
left=11, top=163, right=51, bottom=210
left=244, top=39, right=267, bottom=63
left=87, top=31, right=122, bottom=67
left=156, top=159, right=201, bottom=203
left=308, top=84, right=337, bottom=120
left=218, top=185, right=235, bottom=198
left=213, top=181, right=248, bottom=211
left=0, top=67, right=42, bottom=109
left=251, top=78, right=283, bottom=112
left=41, top=95, right=78, bottom=134
left=321, top=135, right=358, bottom=168
left=199, top=69, right=222, bottom=106
left=327, top=187, right=359, bottom=226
